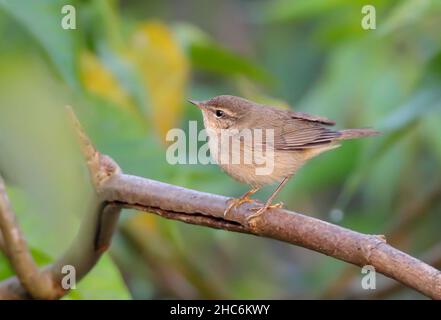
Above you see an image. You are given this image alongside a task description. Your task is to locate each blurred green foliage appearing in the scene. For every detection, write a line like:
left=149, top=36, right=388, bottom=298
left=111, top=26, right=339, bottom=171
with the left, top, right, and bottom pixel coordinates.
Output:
left=0, top=0, right=440, bottom=299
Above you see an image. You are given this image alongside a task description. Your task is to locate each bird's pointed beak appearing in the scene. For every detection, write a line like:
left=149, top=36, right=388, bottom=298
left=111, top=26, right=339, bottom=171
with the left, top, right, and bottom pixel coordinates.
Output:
left=188, top=99, right=203, bottom=109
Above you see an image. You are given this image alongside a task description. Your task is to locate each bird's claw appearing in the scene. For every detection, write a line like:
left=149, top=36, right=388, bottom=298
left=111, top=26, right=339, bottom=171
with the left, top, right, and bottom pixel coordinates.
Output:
left=247, top=202, right=284, bottom=221
left=224, top=196, right=254, bottom=217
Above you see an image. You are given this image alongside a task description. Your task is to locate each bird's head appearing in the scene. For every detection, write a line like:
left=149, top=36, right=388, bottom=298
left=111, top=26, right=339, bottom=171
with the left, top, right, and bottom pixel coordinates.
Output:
left=188, top=95, right=253, bottom=130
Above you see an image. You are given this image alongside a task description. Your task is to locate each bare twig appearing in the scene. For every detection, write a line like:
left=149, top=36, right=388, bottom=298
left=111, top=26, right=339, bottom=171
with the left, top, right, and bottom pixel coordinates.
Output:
left=0, top=107, right=121, bottom=299
left=348, top=242, right=441, bottom=299
left=0, top=202, right=121, bottom=300
left=101, top=174, right=441, bottom=299
left=321, top=182, right=441, bottom=299
left=0, top=107, right=440, bottom=299
left=0, top=176, right=53, bottom=299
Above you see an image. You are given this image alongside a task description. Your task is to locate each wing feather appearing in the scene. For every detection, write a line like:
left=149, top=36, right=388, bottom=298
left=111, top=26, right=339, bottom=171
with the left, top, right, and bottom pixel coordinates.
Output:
left=289, top=111, right=336, bottom=126
left=274, top=118, right=340, bottom=150
left=245, top=105, right=339, bottom=150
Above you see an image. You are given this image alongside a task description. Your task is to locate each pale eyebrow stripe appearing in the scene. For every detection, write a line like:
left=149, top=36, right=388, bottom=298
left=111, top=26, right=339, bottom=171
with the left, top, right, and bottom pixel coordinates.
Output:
left=206, top=106, right=235, bottom=117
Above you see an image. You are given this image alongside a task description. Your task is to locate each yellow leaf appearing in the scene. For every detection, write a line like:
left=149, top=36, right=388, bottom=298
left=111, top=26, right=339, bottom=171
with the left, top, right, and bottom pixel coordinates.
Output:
left=130, top=21, right=189, bottom=142
left=80, top=50, right=134, bottom=111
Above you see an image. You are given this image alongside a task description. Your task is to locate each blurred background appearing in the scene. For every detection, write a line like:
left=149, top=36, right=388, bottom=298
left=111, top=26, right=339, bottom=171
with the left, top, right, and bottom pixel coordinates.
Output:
left=0, top=0, right=441, bottom=299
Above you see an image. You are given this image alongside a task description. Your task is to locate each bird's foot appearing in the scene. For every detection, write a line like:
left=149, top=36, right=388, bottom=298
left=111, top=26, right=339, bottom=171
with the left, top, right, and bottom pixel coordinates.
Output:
left=247, top=202, right=284, bottom=222
left=224, top=196, right=254, bottom=217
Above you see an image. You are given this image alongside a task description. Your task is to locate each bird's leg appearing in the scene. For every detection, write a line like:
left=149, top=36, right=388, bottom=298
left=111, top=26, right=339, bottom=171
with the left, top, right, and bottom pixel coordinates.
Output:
left=247, top=176, right=291, bottom=221
left=224, top=187, right=260, bottom=217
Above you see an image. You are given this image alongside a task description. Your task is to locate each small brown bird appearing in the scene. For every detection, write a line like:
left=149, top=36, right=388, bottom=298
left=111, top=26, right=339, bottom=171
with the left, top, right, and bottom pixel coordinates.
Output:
left=189, top=95, right=379, bottom=221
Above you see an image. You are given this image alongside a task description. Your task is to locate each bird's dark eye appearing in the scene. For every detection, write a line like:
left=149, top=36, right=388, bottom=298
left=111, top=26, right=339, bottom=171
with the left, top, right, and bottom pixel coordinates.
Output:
left=215, top=109, right=224, bottom=118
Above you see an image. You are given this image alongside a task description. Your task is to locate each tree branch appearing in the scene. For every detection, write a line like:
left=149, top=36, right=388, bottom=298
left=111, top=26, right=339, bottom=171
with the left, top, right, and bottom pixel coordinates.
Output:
left=0, top=176, right=53, bottom=299
left=101, top=174, right=441, bottom=299
left=348, top=242, right=441, bottom=299
left=0, top=107, right=440, bottom=299
left=321, top=181, right=441, bottom=299
left=0, top=107, right=122, bottom=299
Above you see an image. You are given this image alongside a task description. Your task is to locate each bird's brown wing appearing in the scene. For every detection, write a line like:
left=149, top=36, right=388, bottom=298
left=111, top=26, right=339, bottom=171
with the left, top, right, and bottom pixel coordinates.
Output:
left=288, top=111, right=336, bottom=126
left=274, top=122, right=341, bottom=150
left=272, top=110, right=340, bottom=150
left=247, top=106, right=340, bottom=150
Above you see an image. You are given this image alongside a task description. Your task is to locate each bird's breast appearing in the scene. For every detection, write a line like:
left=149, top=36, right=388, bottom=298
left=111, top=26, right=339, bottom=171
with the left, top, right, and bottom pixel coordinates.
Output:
left=205, top=131, right=305, bottom=187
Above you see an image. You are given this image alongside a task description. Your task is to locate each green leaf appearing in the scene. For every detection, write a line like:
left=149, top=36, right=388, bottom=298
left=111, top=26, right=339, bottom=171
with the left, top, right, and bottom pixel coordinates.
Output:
left=260, top=0, right=347, bottom=23
left=379, top=84, right=441, bottom=132
left=174, top=23, right=274, bottom=85
left=380, top=0, right=441, bottom=35
left=422, top=116, right=441, bottom=163
left=0, top=0, right=80, bottom=88
left=0, top=55, right=93, bottom=259
left=0, top=247, right=52, bottom=281
left=336, top=81, right=441, bottom=209
left=0, top=252, right=14, bottom=280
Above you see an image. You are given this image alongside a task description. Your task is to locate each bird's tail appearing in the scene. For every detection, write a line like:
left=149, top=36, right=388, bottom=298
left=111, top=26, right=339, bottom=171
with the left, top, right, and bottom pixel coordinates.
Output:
left=337, top=128, right=380, bottom=141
